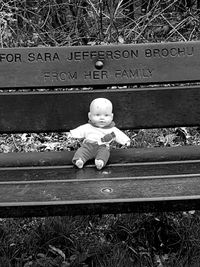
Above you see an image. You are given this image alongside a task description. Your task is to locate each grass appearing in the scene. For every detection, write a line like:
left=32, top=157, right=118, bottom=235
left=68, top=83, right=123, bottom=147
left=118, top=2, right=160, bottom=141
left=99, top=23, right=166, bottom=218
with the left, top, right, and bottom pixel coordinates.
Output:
left=1, top=0, right=200, bottom=47
left=2, top=211, right=200, bottom=266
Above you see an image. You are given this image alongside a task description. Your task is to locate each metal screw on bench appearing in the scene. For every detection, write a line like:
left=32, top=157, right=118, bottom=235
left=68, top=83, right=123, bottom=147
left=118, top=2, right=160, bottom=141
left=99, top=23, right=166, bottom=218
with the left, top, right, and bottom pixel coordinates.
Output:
left=101, top=188, right=113, bottom=193
left=95, top=60, right=104, bottom=70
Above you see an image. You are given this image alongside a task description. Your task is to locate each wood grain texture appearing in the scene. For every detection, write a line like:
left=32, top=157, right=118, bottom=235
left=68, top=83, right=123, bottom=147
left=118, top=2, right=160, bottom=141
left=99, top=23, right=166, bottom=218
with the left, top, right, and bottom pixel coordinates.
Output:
left=1, top=175, right=200, bottom=203
left=1, top=147, right=200, bottom=216
left=0, top=145, right=200, bottom=167
left=1, top=199, right=200, bottom=218
left=0, top=160, right=200, bottom=182
left=1, top=86, right=200, bottom=133
left=0, top=41, right=199, bottom=88
left=0, top=159, right=200, bottom=217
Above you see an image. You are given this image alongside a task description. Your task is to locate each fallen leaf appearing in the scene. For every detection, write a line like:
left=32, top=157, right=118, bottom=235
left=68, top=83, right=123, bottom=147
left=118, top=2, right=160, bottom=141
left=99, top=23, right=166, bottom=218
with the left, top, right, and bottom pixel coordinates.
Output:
left=49, top=245, right=66, bottom=261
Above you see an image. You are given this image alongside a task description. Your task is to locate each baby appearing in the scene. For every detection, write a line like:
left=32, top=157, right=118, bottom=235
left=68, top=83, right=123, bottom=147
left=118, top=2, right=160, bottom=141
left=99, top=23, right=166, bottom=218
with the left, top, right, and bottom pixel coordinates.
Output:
left=69, top=98, right=130, bottom=170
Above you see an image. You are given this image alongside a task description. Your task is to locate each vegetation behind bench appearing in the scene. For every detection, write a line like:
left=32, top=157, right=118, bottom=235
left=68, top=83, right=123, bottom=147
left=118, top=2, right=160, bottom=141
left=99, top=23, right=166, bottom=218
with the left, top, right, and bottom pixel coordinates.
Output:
left=1, top=41, right=200, bottom=217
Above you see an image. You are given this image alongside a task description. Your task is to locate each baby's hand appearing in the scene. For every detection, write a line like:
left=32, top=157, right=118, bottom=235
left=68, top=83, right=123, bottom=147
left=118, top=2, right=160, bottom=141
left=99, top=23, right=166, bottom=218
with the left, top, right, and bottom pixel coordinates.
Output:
left=125, top=140, right=131, bottom=146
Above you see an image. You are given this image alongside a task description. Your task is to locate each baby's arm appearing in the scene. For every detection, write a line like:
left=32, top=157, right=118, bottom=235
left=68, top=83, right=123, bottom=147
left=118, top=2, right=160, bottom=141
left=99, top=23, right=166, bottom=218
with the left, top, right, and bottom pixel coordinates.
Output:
left=69, top=124, right=87, bottom=139
left=113, top=127, right=131, bottom=146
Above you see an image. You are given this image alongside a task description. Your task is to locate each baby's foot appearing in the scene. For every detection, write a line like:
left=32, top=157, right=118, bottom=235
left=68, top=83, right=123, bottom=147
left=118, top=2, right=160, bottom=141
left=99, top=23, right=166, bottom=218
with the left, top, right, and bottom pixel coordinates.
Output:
left=75, top=158, right=84, bottom=169
left=95, top=159, right=104, bottom=170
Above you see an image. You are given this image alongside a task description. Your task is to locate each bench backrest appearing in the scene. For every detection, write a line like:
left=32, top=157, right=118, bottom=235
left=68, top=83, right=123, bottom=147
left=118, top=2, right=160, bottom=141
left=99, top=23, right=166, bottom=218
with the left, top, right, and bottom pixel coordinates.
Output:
left=0, top=41, right=200, bottom=133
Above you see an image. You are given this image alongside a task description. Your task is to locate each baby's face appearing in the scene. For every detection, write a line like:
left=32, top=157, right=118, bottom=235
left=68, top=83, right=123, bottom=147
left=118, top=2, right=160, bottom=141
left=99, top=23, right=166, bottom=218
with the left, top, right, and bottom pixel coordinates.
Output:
left=89, top=101, right=113, bottom=128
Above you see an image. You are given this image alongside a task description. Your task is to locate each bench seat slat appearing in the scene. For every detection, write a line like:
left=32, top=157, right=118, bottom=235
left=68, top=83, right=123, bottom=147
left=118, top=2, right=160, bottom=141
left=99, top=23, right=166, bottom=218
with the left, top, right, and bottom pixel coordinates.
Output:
left=1, top=174, right=200, bottom=203
left=0, top=160, right=200, bottom=182
left=0, top=170, right=200, bottom=216
left=0, top=145, right=200, bottom=167
left=1, top=86, right=200, bottom=132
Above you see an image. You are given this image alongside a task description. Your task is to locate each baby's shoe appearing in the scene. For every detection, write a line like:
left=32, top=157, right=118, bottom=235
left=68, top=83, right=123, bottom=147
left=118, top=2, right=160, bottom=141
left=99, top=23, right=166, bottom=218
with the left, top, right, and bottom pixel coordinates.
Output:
left=75, top=158, right=84, bottom=169
left=95, top=159, right=104, bottom=170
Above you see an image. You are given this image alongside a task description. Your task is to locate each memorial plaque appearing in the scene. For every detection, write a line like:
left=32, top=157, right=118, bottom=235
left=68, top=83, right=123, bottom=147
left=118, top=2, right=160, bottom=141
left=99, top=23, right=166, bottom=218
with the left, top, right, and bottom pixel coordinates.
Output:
left=0, top=41, right=199, bottom=88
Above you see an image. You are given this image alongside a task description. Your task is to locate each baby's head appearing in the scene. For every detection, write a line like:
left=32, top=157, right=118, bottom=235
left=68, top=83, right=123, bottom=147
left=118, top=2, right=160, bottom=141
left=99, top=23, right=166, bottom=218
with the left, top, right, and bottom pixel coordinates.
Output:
left=88, top=98, right=113, bottom=128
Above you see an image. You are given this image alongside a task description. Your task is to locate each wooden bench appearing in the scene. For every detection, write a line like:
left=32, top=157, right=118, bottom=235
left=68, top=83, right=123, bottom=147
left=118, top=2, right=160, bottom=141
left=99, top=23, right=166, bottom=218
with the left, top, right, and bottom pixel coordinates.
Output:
left=1, top=41, right=200, bottom=218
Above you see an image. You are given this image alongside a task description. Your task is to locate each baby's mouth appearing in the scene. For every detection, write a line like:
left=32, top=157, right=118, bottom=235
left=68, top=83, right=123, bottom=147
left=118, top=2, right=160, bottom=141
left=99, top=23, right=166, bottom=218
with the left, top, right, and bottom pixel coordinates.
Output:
left=98, top=121, right=106, bottom=126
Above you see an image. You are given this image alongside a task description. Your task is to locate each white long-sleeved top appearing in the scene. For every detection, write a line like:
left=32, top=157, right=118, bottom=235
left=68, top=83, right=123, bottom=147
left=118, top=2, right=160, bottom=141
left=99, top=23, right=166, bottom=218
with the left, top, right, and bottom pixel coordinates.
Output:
left=70, top=123, right=130, bottom=146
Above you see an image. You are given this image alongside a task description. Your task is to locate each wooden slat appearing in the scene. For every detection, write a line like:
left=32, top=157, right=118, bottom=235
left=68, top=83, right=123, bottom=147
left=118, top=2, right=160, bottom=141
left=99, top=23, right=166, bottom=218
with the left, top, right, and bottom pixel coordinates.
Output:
left=0, top=163, right=200, bottom=216
left=0, top=146, right=200, bottom=167
left=0, top=41, right=199, bottom=88
left=1, top=175, right=200, bottom=204
left=1, top=160, right=200, bottom=182
left=1, top=198, right=200, bottom=218
left=1, top=86, right=200, bottom=132
left=1, top=174, right=200, bottom=203
left=0, top=148, right=200, bottom=216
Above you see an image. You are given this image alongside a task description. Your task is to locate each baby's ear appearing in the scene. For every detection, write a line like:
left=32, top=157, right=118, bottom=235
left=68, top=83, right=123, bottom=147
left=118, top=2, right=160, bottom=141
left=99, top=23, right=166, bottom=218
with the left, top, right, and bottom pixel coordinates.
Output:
left=111, top=113, right=114, bottom=119
left=88, top=112, right=91, bottom=120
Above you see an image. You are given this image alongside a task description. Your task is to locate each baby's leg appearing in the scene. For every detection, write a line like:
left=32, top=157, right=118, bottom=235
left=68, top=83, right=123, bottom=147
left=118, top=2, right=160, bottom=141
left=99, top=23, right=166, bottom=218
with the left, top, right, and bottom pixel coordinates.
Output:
left=72, top=143, right=96, bottom=168
left=95, top=145, right=110, bottom=170
left=72, top=147, right=84, bottom=168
